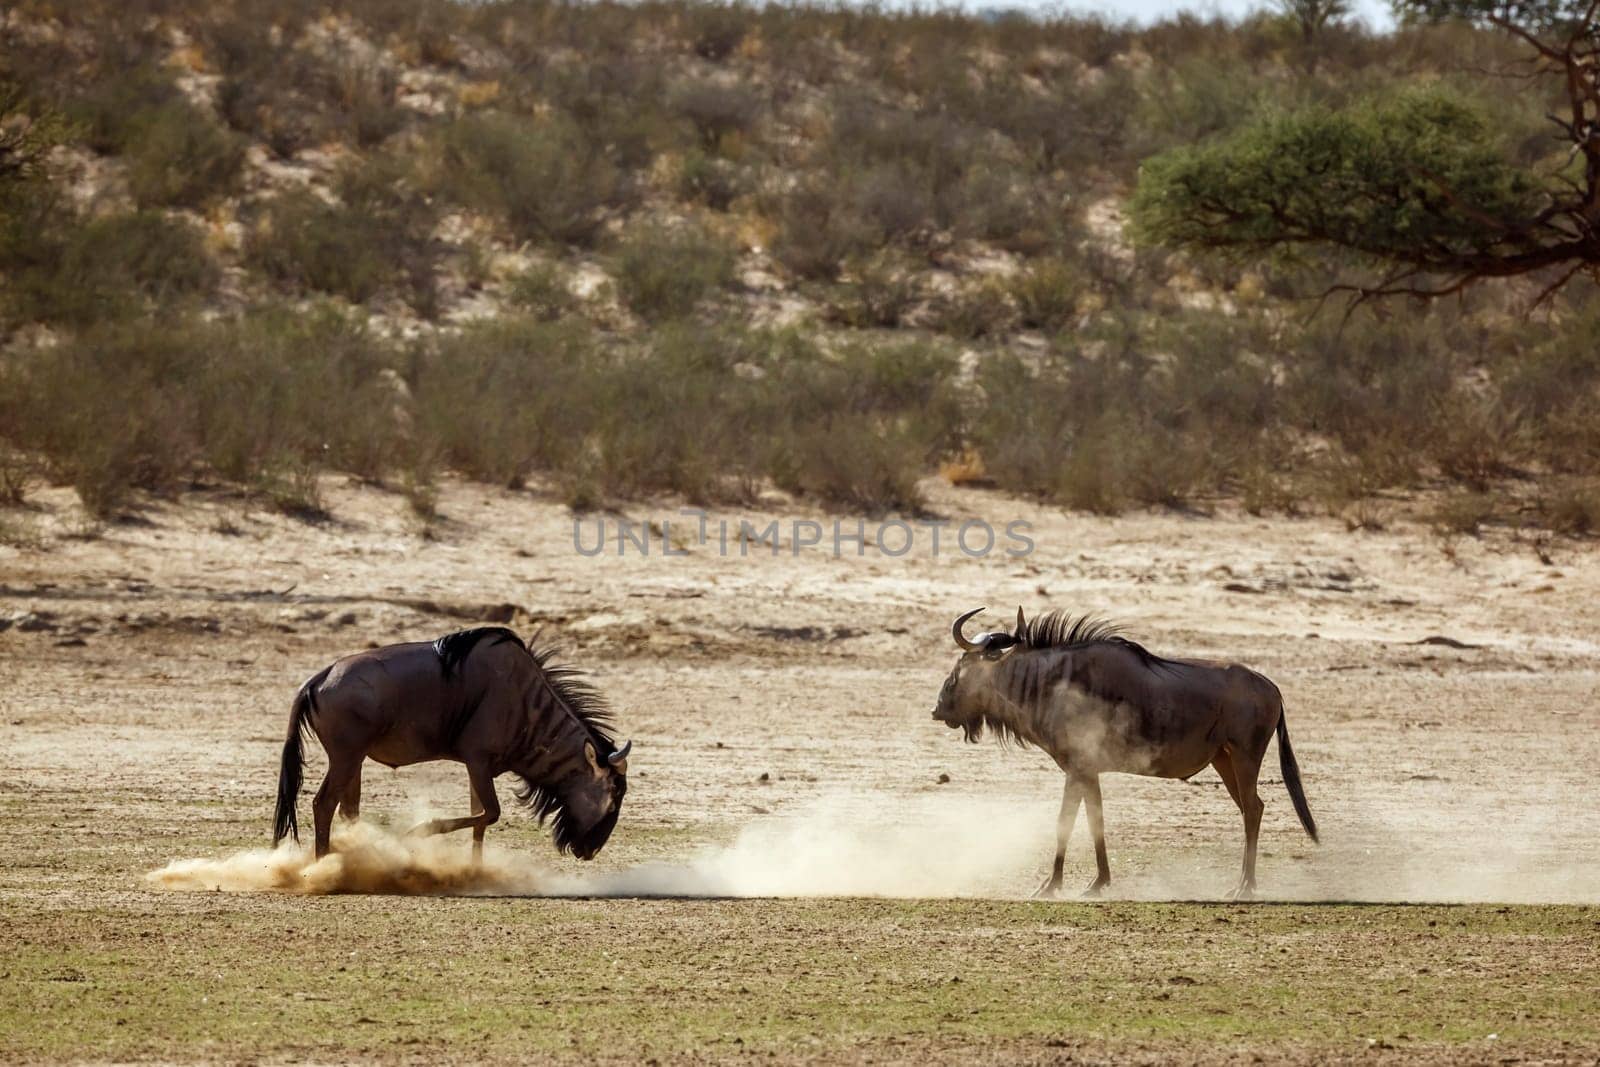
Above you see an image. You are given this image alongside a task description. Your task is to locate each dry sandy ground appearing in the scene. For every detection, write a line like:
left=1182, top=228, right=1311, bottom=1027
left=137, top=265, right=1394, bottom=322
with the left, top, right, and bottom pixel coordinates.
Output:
left=2, top=477, right=1598, bottom=1062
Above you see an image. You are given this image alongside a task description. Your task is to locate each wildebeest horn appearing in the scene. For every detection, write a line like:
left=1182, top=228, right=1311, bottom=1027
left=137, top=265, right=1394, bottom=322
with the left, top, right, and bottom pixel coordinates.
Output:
left=1015, top=606, right=1026, bottom=637
left=952, top=607, right=986, bottom=651
left=608, top=739, right=632, bottom=769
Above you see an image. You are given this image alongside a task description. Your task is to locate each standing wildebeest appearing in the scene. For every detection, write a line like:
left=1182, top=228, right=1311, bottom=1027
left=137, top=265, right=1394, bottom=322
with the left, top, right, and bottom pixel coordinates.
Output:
left=933, top=608, right=1317, bottom=899
left=273, top=626, right=631, bottom=862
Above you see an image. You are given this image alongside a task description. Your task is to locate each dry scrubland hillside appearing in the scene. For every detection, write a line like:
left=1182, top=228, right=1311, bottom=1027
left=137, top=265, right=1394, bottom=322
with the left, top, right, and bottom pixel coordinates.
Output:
left=1, top=0, right=1598, bottom=537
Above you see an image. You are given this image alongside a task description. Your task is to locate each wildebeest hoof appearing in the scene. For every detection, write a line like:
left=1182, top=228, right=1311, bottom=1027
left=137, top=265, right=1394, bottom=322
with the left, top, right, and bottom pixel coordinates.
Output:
left=1227, top=883, right=1256, bottom=901
left=406, top=819, right=441, bottom=837
left=1081, top=879, right=1109, bottom=898
left=1033, top=879, right=1061, bottom=900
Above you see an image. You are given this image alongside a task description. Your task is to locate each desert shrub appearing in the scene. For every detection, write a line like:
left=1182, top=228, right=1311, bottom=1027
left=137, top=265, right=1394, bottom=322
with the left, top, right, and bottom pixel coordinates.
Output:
left=0, top=306, right=406, bottom=515
left=683, top=3, right=750, bottom=60
left=675, top=150, right=749, bottom=211
left=2, top=207, right=217, bottom=327
left=1282, top=311, right=1465, bottom=474
left=929, top=276, right=1015, bottom=339
left=763, top=336, right=963, bottom=512
left=208, top=20, right=406, bottom=155
left=122, top=101, right=246, bottom=208
left=427, top=111, right=623, bottom=245
left=249, top=194, right=369, bottom=297
left=334, top=60, right=407, bottom=147
left=970, top=314, right=1274, bottom=511
left=245, top=157, right=438, bottom=310
left=1541, top=478, right=1600, bottom=535
left=584, top=325, right=768, bottom=503
left=193, top=307, right=403, bottom=485
left=1429, top=491, right=1497, bottom=536
left=58, top=59, right=241, bottom=205
left=1499, top=308, right=1600, bottom=471
left=968, top=350, right=1076, bottom=496
left=608, top=219, right=737, bottom=321
left=770, top=179, right=880, bottom=281
left=247, top=192, right=396, bottom=305
left=505, top=262, right=578, bottom=321
left=828, top=251, right=922, bottom=328
left=670, top=78, right=763, bottom=150
left=1130, top=57, right=1268, bottom=158
left=950, top=163, right=1049, bottom=251
left=1010, top=257, right=1085, bottom=331
left=65, top=64, right=181, bottom=154
left=413, top=317, right=599, bottom=487
left=2, top=319, right=206, bottom=515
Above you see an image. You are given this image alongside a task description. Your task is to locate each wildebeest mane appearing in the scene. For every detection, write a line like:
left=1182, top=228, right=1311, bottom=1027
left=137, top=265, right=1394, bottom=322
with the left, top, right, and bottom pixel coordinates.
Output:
left=434, top=626, right=525, bottom=679
left=1016, top=611, right=1169, bottom=668
left=510, top=641, right=622, bottom=858
left=523, top=642, right=617, bottom=752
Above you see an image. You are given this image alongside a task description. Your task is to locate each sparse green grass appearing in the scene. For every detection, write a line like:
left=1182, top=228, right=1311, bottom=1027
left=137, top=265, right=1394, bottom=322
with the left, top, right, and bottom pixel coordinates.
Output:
left=1, top=899, right=1596, bottom=1062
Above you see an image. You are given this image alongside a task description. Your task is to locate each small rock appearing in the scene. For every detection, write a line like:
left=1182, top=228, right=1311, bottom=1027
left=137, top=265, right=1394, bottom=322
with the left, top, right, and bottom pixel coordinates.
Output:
left=937, top=773, right=951, bottom=784
left=757, top=772, right=770, bottom=783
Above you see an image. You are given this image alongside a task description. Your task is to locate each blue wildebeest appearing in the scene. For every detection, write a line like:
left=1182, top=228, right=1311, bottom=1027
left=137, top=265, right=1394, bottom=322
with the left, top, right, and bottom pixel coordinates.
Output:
left=273, top=626, right=630, bottom=862
left=934, top=608, right=1317, bottom=899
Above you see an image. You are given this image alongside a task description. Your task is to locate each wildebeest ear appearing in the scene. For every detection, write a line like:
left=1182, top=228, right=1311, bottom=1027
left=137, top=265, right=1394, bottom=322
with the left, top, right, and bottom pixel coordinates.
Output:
left=1015, top=606, right=1026, bottom=638
left=583, top=741, right=600, bottom=771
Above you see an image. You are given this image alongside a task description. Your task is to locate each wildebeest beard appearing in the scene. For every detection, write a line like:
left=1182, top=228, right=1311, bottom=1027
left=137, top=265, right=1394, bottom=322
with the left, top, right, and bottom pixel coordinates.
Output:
left=962, top=711, right=1030, bottom=748
left=513, top=775, right=625, bottom=860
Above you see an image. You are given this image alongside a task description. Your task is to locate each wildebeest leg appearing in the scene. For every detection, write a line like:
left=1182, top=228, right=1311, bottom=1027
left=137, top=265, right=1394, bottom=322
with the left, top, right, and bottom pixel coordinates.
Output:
left=338, top=763, right=362, bottom=822
left=1225, top=748, right=1265, bottom=900
left=1081, top=774, right=1110, bottom=897
left=1034, top=776, right=1083, bottom=899
left=469, top=779, right=487, bottom=865
left=407, top=762, right=501, bottom=847
left=313, top=755, right=362, bottom=860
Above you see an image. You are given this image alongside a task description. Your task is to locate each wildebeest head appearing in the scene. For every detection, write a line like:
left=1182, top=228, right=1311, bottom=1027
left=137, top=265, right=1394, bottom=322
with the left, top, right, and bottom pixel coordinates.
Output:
left=933, top=606, right=1022, bottom=741
left=519, top=738, right=630, bottom=861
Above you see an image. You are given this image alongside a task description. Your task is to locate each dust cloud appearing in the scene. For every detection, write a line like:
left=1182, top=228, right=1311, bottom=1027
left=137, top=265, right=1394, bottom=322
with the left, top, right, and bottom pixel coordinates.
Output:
left=146, top=791, right=1600, bottom=903
left=145, top=794, right=1047, bottom=899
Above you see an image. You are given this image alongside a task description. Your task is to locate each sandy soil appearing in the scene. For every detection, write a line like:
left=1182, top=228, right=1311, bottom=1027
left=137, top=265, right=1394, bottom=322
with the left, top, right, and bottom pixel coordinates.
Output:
left=2, top=477, right=1598, bottom=1061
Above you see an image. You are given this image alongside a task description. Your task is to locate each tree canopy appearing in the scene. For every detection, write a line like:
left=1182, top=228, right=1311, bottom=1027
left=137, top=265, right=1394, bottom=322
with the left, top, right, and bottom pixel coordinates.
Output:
left=1130, top=0, right=1600, bottom=302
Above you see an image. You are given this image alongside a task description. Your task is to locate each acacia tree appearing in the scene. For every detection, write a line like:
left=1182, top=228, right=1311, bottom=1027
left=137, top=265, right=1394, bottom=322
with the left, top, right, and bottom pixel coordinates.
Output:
left=1129, top=0, right=1600, bottom=303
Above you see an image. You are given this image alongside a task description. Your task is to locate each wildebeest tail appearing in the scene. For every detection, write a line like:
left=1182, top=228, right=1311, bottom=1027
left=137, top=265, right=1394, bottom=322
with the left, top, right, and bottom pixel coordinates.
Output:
left=273, top=666, right=328, bottom=846
left=1276, top=708, right=1318, bottom=843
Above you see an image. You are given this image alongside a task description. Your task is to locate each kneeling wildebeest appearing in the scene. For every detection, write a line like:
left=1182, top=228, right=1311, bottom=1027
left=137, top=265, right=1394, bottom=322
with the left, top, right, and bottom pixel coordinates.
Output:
left=274, top=626, right=631, bottom=862
left=934, top=608, right=1317, bottom=899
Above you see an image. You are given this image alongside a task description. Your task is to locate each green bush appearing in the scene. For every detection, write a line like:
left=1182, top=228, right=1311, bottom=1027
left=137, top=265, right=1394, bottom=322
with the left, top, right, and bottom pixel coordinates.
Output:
left=428, top=111, right=623, bottom=245
left=2, top=207, right=217, bottom=327
left=0, top=307, right=406, bottom=516
left=828, top=251, right=922, bottom=329
left=670, top=79, right=763, bottom=150
left=1010, top=257, right=1085, bottom=332
left=246, top=191, right=397, bottom=305
left=609, top=219, right=737, bottom=321
left=245, top=157, right=438, bottom=310
left=413, top=318, right=598, bottom=488
left=676, top=149, right=750, bottom=211
left=506, top=262, right=578, bottom=321
left=929, top=277, right=1015, bottom=339
left=770, top=179, right=880, bottom=281
left=122, top=101, right=246, bottom=209
left=763, top=336, right=963, bottom=512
